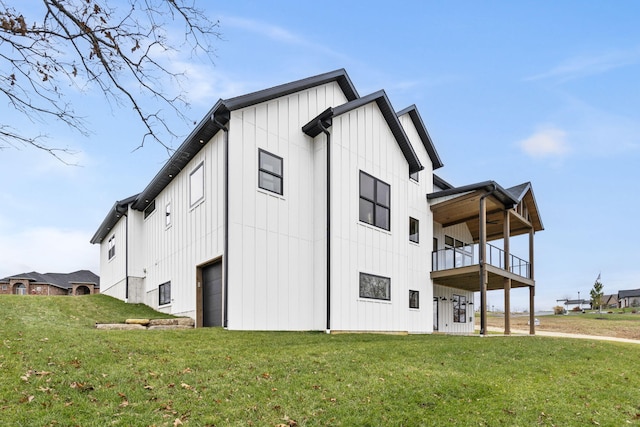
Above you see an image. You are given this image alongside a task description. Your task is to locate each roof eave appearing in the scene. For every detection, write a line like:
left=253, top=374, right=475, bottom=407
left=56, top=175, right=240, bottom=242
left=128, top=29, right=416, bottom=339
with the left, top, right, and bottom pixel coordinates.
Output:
left=396, top=105, right=444, bottom=170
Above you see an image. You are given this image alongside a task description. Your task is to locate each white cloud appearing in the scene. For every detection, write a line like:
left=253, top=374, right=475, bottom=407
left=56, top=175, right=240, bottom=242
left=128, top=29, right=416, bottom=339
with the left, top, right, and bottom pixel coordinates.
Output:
left=526, top=47, right=640, bottom=82
left=518, top=126, right=570, bottom=158
left=0, top=226, right=99, bottom=279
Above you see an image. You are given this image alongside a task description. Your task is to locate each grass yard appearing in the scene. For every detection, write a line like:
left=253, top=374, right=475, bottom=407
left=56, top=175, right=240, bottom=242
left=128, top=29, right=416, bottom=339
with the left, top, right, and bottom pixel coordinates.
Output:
left=485, top=311, right=640, bottom=340
left=2, top=295, right=640, bottom=426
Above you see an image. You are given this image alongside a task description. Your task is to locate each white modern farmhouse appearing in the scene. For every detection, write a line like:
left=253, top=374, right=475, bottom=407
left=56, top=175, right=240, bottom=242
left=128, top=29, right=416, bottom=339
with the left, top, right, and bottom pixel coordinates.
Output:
left=91, top=69, right=543, bottom=334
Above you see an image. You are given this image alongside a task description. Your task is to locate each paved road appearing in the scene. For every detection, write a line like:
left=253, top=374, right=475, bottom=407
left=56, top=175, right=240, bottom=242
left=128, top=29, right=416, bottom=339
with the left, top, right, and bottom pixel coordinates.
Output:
left=485, top=326, right=640, bottom=345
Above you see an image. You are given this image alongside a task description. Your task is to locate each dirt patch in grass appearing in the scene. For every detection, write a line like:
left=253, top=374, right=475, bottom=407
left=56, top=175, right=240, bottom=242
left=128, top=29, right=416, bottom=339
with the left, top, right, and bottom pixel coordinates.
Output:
left=485, top=312, right=640, bottom=340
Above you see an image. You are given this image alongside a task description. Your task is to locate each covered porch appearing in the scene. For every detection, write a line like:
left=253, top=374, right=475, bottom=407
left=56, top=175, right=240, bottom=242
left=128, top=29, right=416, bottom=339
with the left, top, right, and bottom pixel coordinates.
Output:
left=428, top=180, right=544, bottom=336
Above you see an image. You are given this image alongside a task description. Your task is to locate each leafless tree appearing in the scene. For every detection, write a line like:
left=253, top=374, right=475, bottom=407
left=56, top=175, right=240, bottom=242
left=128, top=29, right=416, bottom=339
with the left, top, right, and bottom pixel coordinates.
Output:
left=0, top=0, right=221, bottom=161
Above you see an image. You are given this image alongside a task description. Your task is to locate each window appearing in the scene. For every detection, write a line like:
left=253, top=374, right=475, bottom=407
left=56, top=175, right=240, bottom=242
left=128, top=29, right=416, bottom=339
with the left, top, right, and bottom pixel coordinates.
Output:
left=159, top=281, right=171, bottom=305
left=258, top=149, right=283, bottom=195
left=453, top=294, right=467, bottom=323
left=15, top=283, right=26, bottom=295
left=445, top=235, right=473, bottom=268
left=359, top=171, right=390, bottom=231
left=165, top=202, right=171, bottom=227
left=410, top=171, right=419, bottom=182
left=143, top=200, right=156, bottom=219
left=189, top=162, right=205, bottom=207
left=409, top=290, right=419, bottom=309
left=359, top=272, right=391, bottom=301
left=108, top=235, right=116, bottom=260
left=409, top=217, right=419, bottom=243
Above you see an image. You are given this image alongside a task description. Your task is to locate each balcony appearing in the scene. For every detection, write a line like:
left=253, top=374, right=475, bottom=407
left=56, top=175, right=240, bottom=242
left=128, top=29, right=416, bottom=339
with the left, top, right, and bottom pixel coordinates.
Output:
left=431, top=243, right=533, bottom=291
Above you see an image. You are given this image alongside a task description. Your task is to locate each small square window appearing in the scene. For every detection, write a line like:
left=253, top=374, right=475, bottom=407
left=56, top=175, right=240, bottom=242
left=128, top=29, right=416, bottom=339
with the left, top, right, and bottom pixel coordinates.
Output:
left=258, top=149, right=283, bottom=195
left=359, top=272, right=391, bottom=301
left=143, top=200, right=156, bottom=219
left=409, top=217, right=419, bottom=243
left=409, top=290, right=419, bottom=309
left=410, top=171, right=419, bottom=182
left=159, top=281, right=171, bottom=305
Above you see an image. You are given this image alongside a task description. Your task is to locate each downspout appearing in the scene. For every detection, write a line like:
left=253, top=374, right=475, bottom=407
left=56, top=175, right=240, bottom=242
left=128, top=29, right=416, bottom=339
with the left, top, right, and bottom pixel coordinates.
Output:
left=115, top=203, right=129, bottom=301
left=213, top=117, right=230, bottom=328
left=316, top=119, right=331, bottom=332
left=478, top=183, right=496, bottom=335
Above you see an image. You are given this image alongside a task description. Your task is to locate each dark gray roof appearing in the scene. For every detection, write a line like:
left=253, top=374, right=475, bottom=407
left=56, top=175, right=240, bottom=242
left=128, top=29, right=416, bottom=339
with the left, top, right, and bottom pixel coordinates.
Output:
left=302, top=90, right=423, bottom=174
left=396, top=105, right=443, bottom=170
left=92, top=69, right=360, bottom=245
left=0, top=270, right=99, bottom=289
left=618, top=289, right=640, bottom=298
left=433, top=174, right=453, bottom=190
left=427, top=180, right=519, bottom=207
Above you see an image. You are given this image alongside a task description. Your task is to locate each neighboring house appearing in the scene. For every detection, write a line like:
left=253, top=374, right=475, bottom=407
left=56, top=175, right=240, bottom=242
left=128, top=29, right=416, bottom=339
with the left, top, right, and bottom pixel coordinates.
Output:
left=618, top=289, right=640, bottom=308
left=91, top=69, right=543, bottom=334
left=601, top=294, right=618, bottom=309
left=0, top=270, right=100, bottom=296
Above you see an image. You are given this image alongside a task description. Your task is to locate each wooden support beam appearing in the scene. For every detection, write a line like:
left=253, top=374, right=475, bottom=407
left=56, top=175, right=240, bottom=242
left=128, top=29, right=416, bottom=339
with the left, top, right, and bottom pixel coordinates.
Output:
left=504, top=210, right=511, bottom=335
left=479, top=195, right=487, bottom=336
left=529, top=227, right=535, bottom=335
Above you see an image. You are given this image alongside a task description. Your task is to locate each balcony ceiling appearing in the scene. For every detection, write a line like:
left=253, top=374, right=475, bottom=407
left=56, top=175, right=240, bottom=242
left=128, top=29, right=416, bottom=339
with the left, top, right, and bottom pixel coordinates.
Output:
left=430, top=189, right=542, bottom=242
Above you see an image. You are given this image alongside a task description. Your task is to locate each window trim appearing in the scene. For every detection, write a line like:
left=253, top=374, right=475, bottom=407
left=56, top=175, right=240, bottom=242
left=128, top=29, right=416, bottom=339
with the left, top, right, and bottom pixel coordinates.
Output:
left=409, top=290, right=419, bottom=309
left=359, top=171, right=391, bottom=231
left=189, top=162, right=205, bottom=208
left=159, top=281, right=171, bottom=306
left=108, top=235, right=116, bottom=260
left=359, top=272, right=391, bottom=301
left=409, top=217, right=419, bottom=244
left=258, top=149, right=284, bottom=195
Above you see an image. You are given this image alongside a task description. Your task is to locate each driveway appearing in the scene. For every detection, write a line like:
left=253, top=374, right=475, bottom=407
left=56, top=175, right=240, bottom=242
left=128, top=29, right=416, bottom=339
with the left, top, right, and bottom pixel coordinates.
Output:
left=484, top=326, right=640, bottom=345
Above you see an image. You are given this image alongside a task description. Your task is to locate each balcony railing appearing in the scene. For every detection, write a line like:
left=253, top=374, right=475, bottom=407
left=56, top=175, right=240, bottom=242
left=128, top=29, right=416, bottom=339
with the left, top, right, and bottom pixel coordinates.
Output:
left=432, top=243, right=530, bottom=279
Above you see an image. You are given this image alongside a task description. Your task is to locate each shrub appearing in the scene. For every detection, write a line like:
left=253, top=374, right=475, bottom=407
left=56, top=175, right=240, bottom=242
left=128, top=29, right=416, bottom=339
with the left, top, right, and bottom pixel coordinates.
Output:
left=553, top=305, right=566, bottom=315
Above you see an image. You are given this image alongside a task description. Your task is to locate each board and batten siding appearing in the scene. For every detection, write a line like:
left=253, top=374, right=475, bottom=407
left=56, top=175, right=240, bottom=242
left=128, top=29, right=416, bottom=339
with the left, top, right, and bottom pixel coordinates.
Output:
left=226, top=81, right=349, bottom=330
left=130, top=130, right=226, bottom=317
left=98, top=214, right=128, bottom=300
left=399, top=113, right=435, bottom=333
left=433, top=284, right=475, bottom=334
left=329, top=101, right=426, bottom=332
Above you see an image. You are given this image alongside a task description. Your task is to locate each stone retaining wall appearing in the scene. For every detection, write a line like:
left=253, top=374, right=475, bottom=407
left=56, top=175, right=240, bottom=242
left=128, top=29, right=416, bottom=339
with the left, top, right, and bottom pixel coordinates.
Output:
left=95, top=318, right=195, bottom=330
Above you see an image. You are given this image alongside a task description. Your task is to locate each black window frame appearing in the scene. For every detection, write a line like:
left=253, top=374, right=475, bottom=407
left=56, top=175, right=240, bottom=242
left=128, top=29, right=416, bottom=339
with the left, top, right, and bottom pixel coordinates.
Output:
left=143, top=200, right=156, bottom=219
left=409, top=217, right=419, bottom=243
left=359, top=171, right=391, bottom=231
left=409, top=290, right=419, bottom=309
left=159, top=281, right=171, bottom=306
left=409, top=170, right=419, bottom=182
left=108, top=235, right=116, bottom=260
left=258, top=149, right=284, bottom=195
left=359, top=272, right=391, bottom=301
left=453, top=294, right=467, bottom=323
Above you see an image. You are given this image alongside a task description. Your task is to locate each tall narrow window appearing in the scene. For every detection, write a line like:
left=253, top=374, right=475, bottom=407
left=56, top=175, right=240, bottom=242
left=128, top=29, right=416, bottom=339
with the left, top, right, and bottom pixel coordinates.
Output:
left=409, top=217, right=419, bottom=243
left=159, top=281, right=171, bottom=305
left=359, top=171, right=390, bottom=231
left=258, top=149, right=283, bottom=195
left=190, top=162, right=205, bottom=207
left=165, top=202, right=171, bottom=227
left=359, top=272, right=391, bottom=301
left=409, top=290, right=419, bottom=309
left=108, top=235, right=116, bottom=260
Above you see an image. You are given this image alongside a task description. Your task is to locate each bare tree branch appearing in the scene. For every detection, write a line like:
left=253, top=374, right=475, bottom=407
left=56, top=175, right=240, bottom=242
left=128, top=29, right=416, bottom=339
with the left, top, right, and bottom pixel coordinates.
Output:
left=0, top=0, right=221, bottom=160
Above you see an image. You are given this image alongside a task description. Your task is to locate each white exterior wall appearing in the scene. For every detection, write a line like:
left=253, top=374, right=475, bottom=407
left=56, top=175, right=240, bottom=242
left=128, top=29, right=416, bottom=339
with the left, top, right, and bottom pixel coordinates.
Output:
left=97, top=215, right=128, bottom=299
left=433, top=284, right=475, bottom=334
left=226, top=82, right=348, bottom=330
left=133, top=131, right=226, bottom=318
left=400, top=114, right=435, bottom=333
left=329, top=102, right=430, bottom=332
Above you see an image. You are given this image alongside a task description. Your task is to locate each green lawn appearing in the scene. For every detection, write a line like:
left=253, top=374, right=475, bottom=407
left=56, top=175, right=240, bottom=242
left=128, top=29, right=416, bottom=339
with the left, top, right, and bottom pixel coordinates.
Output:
left=1, top=295, right=640, bottom=426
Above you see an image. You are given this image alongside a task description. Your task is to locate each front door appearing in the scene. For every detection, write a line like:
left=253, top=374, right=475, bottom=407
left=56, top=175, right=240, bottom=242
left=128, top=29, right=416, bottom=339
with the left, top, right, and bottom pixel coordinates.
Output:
left=433, top=297, right=439, bottom=331
left=202, top=261, right=223, bottom=327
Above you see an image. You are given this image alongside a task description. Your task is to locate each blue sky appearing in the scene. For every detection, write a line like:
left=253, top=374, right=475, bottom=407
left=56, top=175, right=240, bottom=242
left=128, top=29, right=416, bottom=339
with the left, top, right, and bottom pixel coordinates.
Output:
left=2, top=1, right=640, bottom=311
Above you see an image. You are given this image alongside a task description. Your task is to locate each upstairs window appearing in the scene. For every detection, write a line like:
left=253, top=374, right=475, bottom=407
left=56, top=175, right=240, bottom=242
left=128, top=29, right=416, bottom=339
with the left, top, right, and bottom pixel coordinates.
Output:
left=190, top=162, right=205, bottom=207
left=108, top=235, right=116, bottom=260
left=143, top=200, right=156, bottom=219
left=258, top=149, right=283, bottom=195
left=409, top=217, right=419, bottom=243
left=359, top=171, right=390, bottom=231
left=410, top=171, right=419, bottom=182
left=159, top=281, right=171, bottom=305
left=165, top=202, right=172, bottom=227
